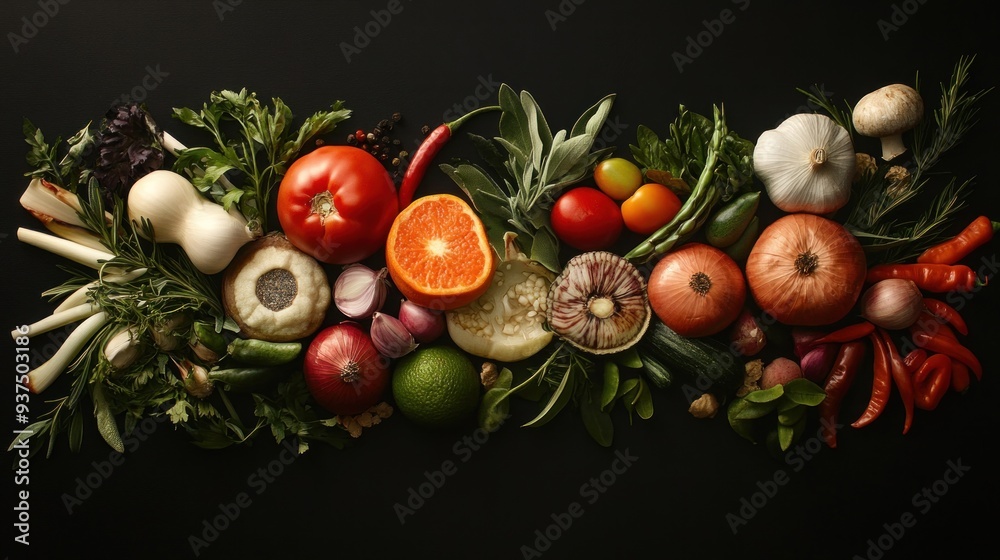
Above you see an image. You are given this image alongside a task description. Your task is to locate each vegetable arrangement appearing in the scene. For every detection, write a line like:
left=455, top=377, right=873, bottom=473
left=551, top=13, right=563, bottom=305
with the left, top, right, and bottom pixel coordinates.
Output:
left=9, top=57, right=993, bottom=461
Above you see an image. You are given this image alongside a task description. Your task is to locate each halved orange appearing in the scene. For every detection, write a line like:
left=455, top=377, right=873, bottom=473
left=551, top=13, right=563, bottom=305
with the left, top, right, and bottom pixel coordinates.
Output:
left=385, top=194, right=495, bottom=311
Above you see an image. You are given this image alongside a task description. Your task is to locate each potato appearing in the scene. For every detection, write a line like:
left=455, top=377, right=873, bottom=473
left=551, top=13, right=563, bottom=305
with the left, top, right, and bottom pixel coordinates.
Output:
left=760, top=357, right=803, bottom=390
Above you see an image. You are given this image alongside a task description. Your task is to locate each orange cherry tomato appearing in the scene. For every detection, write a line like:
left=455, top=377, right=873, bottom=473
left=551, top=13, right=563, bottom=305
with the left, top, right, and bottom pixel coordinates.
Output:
left=621, top=183, right=682, bottom=235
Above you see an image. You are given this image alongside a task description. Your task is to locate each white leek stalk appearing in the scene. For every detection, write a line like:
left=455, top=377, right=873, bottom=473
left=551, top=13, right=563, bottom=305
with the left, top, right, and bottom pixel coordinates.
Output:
left=19, top=177, right=113, bottom=228
left=27, top=311, right=109, bottom=394
left=12, top=302, right=100, bottom=340
left=17, top=228, right=115, bottom=269
left=52, top=267, right=148, bottom=313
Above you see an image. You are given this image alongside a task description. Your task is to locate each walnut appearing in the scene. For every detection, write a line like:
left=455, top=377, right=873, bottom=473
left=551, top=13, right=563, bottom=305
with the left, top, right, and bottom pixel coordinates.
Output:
left=689, top=393, right=719, bottom=419
left=854, top=153, right=878, bottom=182
left=480, top=361, right=499, bottom=389
left=340, top=402, right=394, bottom=438
left=737, top=359, right=764, bottom=397
left=884, top=165, right=912, bottom=197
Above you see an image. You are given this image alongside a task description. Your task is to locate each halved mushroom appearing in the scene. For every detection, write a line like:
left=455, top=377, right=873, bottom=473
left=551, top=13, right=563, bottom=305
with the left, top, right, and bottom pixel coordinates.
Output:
left=852, top=83, right=924, bottom=161
left=545, top=251, right=650, bottom=354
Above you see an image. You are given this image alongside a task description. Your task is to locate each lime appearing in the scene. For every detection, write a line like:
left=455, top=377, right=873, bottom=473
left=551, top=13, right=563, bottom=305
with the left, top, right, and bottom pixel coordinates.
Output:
left=392, top=346, right=481, bottom=428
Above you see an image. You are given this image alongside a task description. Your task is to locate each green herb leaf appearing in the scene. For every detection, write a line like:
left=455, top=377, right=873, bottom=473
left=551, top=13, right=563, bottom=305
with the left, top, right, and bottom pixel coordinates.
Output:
left=92, top=384, right=124, bottom=453
left=781, top=378, right=827, bottom=407
left=523, top=367, right=576, bottom=428
left=600, top=362, right=620, bottom=410
left=580, top=385, right=614, bottom=447
left=635, top=378, right=654, bottom=420
left=744, top=384, right=784, bottom=403
left=731, top=398, right=778, bottom=420
left=777, top=423, right=795, bottom=451
left=777, top=403, right=806, bottom=426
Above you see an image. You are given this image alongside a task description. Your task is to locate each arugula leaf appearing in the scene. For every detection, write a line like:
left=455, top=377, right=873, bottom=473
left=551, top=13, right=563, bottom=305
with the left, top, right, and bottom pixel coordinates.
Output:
left=171, top=88, right=351, bottom=231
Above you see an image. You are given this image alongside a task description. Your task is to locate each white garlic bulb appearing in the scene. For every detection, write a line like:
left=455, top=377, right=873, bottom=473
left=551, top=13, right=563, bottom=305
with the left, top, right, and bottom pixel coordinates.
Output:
left=753, top=113, right=855, bottom=214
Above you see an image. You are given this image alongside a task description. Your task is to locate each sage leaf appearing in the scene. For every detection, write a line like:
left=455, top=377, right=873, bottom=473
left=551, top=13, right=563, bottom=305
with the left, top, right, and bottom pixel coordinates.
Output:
left=778, top=423, right=795, bottom=451
left=777, top=403, right=806, bottom=426
left=570, top=93, right=615, bottom=139
left=93, top=384, right=124, bottom=453
left=782, top=378, right=827, bottom=407
left=498, top=84, right=530, bottom=151
left=731, top=397, right=777, bottom=420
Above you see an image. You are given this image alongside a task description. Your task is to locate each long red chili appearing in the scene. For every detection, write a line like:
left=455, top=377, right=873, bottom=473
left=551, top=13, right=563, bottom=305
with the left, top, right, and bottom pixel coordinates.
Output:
left=922, top=298, right=969, bottom=335
left=853, top=333, right=893, bottom=429
left=820, top=341, right=865, bottom=448
left=879, top=328, right=913, bottom=434
left=866, top=263, right=979, bottom=292
left=397, top=105, right=501, bottom=209
left=903, top=349, right=928, bottom=374
left=951, top=361, right=971, bottom=393
left=809, top=321, right=875, bottom=347
left=913, top=353, right=952, bottom=411
left=916, top=215, right=999, bottom=265
left=909, top=328, right=982, bottom=380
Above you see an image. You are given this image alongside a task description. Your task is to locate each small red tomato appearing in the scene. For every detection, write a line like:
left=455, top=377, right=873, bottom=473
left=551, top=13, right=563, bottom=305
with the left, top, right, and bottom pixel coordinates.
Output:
left=277, top=146, right=398, bottom=264
left=621, top=183, right=682, bottom=235
left=550, top=187, right=623, bottom=251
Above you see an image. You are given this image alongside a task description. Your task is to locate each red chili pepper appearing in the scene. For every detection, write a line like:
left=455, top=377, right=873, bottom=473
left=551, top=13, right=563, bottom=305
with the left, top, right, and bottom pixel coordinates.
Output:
left=809, top=321, right=876, bottom=347
left=866, top=263, right=980, bottom=292
left=913, top=354, right=952, bottom=411
left=909, top=328, right=982, bottom=380
left=922, top=298, right=969, bottom=336
left=903, top=349, right=928, bottom=374
left=879, top=328, right=914, bottom=434
left=853, top=333, right=893, bottom=429
left=916, top=215, right=999, bottom=265
left=820, top=341, right=865, bottom=448
left=951, top=361, right=971, bottom=393
left=397, top=105, right=501, bottom=209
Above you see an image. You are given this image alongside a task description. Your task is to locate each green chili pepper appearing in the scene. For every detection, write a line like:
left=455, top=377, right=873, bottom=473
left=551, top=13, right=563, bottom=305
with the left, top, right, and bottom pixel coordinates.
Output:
left=227, top=338, right=302, bottom=366
left=207, top=367, right=287, bottom=392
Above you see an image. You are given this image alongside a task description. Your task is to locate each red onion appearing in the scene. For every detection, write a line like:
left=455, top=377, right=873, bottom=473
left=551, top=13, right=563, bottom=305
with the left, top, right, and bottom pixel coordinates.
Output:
left=799, top=343, right=839, bottom=384
left=398, top=299, right=446, bottom=343
left=791, top=328, right=825, bottom=360
left=303, top=322, right=389, bottom=415
left=729, top=308, right=767, bottom=356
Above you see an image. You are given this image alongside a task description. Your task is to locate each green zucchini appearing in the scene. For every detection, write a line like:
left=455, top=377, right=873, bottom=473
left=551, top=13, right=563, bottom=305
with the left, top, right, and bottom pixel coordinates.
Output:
left=705, top=191, right=760, bottom=248
left=227, top=338, right=302, bottom=366
left=639, top=319, right=744, bottom=396
left=637, top=350, right=674, bottom=390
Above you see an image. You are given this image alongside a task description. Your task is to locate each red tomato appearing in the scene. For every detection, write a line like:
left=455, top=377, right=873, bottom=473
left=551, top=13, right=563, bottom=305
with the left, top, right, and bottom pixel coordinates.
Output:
left=277, top=146, right=398, bottom=264
left=621, top=183, right=682, bottom=235
left=550, top=187, right=623, bottom=251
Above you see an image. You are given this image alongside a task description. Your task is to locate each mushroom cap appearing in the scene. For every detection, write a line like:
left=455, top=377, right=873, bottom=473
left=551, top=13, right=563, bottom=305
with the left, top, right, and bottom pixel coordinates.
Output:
left=852, top=84, right=924, bottom=137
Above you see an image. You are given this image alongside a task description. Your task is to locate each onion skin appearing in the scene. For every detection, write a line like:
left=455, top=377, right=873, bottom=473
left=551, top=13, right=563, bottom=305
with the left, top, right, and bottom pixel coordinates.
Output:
left=303, top=322, right=389, bottom=415
left=648, top=243, right=746, bottom=338
left=746, top=214, right=866, bottom=326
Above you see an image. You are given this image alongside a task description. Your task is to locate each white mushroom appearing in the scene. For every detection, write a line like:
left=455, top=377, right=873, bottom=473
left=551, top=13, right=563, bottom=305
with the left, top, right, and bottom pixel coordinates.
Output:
left=852, top=84, right=924, bottom=161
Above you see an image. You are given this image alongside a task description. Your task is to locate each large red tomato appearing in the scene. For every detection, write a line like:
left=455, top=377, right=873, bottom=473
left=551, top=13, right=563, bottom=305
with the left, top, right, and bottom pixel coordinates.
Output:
left=550, top=187, right=623, bottom=251
left=277, top=146, right=398, bottom=264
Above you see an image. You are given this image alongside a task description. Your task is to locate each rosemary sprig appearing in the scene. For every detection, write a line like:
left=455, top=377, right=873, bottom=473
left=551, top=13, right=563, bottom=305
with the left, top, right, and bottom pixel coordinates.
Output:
left=808, top=56, right=990, bottom=265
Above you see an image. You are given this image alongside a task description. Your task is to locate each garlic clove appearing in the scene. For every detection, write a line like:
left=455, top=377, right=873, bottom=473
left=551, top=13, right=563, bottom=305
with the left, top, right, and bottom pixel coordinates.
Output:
left=104, top=326, right=144, bottom=370
left=370, top=312, right=418, bottom=359
left=859, top=279, right=924, bottom=330
left=334, top=264, right=389, bottom=319
left=174, top=358, right=214, bottom=399
left=398, top=299, right=446, bottom=343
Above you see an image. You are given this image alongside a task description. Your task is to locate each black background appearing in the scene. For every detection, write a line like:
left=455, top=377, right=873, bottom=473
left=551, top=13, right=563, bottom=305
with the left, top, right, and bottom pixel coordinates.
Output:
left=2, top=1, right=999, bottom=559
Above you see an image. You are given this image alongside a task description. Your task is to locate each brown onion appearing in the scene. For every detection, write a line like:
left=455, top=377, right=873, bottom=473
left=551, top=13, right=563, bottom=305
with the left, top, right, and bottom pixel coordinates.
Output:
left=746, top=214, right=866, bottom=326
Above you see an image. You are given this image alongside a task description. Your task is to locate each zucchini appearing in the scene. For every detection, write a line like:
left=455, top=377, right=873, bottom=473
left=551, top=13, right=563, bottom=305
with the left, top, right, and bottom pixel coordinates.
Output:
left=637, top=350, right=674, bottom=390
left=705, top=191, right=760, bottom=248
left=638, top=319, right=744, bottom=396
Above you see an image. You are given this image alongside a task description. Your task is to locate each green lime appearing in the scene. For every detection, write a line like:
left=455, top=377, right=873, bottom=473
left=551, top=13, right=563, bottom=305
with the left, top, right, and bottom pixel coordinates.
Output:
left=392, top=346, right=481, bottom=428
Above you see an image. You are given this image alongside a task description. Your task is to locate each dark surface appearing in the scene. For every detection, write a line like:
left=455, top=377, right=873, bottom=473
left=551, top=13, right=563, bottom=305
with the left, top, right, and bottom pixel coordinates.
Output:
left=2, top=1, right=998, bottom=559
